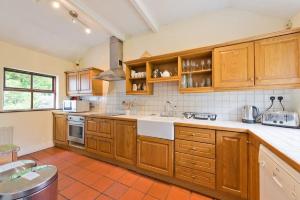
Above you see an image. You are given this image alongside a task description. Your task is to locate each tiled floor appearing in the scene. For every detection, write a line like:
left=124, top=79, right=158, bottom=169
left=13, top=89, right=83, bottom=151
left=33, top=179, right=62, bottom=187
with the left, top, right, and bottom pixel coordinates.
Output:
left=19, top=147, right=213, bottom=200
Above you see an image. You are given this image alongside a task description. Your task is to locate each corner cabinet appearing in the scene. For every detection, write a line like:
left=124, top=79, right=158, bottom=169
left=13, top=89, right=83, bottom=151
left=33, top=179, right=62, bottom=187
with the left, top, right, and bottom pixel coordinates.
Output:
left=216, top=131, right=248, bottom=200
left=137, top=136, right=174, bottom=176
left=66, top=68, right=103, bottom=96
left=114, top=120, right=137, bottom=165
left=53, top=114, right=68, bottom=145
left=255, top=33, right=300, bottom=87
left=213, top=42, right=254, bottom=89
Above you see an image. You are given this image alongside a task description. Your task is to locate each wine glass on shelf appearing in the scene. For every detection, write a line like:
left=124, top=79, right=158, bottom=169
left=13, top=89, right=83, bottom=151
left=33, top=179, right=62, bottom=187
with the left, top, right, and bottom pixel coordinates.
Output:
left=200, top=59, right=205, bottom=71
left=207, top=58, right=212, bottom=70
left=182, top=60, right=186, bottom=72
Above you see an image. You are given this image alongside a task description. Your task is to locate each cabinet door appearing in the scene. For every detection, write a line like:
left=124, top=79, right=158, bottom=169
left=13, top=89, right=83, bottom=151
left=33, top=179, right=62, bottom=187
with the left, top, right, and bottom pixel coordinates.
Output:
left=98, top=119, right=113, bottom=138
left=216, top=131, right=248, bottom=199
left=255, top=33, right=300, bottom=86
left=98, top=137, right=114, bottom=158
left=114, top=120, right=136, bottom=165
left=78, top=70, right=92, bottom=94
left=213, top=42, right=254, bottom=88
left=53, top=114, right=67, bottom=144
left=66, top=72, right=78, bottom=95
left=86, top=135, right=98, bottom=153
left=137, top=136, right=174, bottom=176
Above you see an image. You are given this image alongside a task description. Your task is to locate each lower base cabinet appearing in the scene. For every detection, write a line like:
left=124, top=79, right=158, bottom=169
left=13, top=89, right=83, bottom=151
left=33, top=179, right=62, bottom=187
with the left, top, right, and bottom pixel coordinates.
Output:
left=137, top=136, right=174, bottom=176
left=86, top=134, right=114, bottom=158
left=216, top=131, right=248, bottom=199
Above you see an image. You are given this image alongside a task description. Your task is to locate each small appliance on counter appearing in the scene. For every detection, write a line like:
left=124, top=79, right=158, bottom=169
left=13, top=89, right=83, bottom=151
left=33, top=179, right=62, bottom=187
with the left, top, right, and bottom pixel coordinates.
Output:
left=262, top=111, right=300, bottom=128
left=63, top=100, right=90, bottom=113
left=242, top=105, right=259, bottom=124
left=183, top=112, right=217, bottom=121
left=0, top=160, right=57, bottom=200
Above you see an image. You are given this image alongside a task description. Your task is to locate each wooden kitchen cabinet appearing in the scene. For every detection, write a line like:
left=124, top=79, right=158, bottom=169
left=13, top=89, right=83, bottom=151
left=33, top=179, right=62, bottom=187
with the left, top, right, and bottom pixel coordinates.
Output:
left=216, top=131, right=248, bottom=199
left=137, top=136, right=174, bottom=176
left=86, top=134, right=114, bottom=159
left=65, top=68, right=103, bottom=96
left=86, top=117, right=113, bottom=138
left=213, top=42, right=255, bottom=89
left=114, top=120, right=137, bottom=165
left=255, top=33, right=300, bottom=87
left=53, top=114, right=68, bottom=145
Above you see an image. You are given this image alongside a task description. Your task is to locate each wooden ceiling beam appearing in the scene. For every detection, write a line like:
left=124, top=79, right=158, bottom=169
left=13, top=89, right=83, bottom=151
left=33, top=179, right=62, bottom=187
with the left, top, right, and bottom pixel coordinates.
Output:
left=129, top=0, right=159, bottom=33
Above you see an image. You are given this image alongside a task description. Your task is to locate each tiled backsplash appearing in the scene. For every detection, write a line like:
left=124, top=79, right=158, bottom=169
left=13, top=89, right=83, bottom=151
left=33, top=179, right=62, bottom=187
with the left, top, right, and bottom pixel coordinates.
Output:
left=83, top=81, right=300, bottom=121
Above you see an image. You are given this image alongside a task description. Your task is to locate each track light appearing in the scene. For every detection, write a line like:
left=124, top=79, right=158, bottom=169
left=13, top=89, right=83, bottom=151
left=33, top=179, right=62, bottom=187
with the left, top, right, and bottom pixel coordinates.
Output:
left=51, top=1, right=60, bottom=9
left=85, top=28, right=91, bottom=34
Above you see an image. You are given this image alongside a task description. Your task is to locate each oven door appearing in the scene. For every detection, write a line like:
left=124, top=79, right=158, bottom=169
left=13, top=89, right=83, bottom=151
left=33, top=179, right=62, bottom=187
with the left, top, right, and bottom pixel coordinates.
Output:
left=68, top=121, right=84, bottom=144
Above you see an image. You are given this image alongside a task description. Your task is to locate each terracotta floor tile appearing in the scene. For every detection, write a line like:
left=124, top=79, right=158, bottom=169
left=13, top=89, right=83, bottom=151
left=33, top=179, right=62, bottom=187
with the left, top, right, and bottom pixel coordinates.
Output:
left=58, top=175, right=75, bottom=191
left=61, top=165, right=81, bottom=176
left=132, top=176, right=154, bottom=193
left=105, top=167, right=127, bottom=181
left=143, top=195, right=158, bottom=200
left=91, top=176, right=114, bottom=192
left=24, top=147, right=214, bottom=200
left=57, top=194, right=67, bottom=200
left=104, top=182, right=129, bottom=199
left=118, top=171, right=140, bottom=186
left=148, top=182, right=171, bottom=200
left=190, top=193, right=213, bottom=200
left=60, top=181, right=89, bottom=199
left=96, top=194, right=113, bottom=200
left=120, top=188, right=145, bottom=200
left=71, top=187, right=100, bottom=200
left=166, top=186, right=191, bottom=200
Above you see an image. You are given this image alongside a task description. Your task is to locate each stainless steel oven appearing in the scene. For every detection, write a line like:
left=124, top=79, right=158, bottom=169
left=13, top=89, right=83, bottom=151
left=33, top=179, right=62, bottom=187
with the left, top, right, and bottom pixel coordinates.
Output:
left=68, top=115, right=85, bottom=144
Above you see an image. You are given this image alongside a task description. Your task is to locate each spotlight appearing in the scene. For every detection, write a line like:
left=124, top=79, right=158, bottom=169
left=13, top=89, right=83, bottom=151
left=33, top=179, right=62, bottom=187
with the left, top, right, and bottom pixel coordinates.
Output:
left=51, top=1, right=60, bottom=9
left=85, top=28, right=91, bottom=34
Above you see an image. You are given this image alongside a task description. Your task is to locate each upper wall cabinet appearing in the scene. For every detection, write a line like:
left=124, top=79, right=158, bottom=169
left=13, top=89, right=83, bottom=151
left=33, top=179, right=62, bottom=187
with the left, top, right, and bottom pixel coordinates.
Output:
left=213, top=42, right=254, bottom=89
left=255, top=33, right=300, bottom=87
left=66, top=68, right=103, bottom=96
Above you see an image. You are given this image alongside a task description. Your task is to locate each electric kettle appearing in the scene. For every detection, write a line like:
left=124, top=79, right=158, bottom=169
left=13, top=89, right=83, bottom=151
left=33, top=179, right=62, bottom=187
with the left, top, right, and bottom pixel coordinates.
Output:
left=242, top=105, right=259, bottom=123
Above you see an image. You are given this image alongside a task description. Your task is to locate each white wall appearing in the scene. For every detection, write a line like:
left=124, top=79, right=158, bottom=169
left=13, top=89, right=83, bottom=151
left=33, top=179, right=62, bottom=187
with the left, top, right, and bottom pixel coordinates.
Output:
left=292, top=12, right=300, bottom=28
left=124, top=8, right=286, bottom=60
left=0, top=41, right=74, bottom=155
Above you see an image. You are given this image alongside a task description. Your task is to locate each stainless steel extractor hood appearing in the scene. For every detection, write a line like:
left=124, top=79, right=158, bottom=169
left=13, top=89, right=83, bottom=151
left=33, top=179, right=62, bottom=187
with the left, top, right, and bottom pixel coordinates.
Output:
left=94, top=36, right=125, bottom=81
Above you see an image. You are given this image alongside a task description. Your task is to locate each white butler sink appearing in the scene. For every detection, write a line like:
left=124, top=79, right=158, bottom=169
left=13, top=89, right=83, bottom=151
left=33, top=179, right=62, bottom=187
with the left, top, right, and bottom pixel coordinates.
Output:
left=137, top=116, right=177, bottom=140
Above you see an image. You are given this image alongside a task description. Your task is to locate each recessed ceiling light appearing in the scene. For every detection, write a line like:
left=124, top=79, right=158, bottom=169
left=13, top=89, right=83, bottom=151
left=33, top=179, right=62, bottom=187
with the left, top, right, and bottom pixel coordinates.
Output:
left=85, top=28, right=91, bottom=34
left=51, top=1, right=60, bottom=9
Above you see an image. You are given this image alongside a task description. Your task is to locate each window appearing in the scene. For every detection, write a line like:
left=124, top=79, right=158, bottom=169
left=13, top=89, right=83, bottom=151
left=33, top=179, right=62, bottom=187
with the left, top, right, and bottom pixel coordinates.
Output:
left=3, top=68, right=56, bottom=111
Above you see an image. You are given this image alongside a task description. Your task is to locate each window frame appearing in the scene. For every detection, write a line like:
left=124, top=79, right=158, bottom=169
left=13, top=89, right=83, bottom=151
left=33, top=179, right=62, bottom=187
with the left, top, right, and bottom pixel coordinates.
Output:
left=3, top=67, right=56, bottom=111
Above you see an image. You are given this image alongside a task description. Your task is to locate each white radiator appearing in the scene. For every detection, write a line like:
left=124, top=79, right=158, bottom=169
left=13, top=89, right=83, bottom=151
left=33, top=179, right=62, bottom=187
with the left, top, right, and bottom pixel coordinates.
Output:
left=0, top=127, right=13, bottom=145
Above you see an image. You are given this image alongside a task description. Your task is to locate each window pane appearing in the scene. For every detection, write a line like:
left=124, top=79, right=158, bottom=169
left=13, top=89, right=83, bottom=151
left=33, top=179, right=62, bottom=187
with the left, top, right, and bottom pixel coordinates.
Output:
left=3, top=91, right=31, bottom=110
left=33, top=92, right=54, bottom=109
left=5, top=71, right=31, bottom=89
left=33, top=75, right=53, bottom=90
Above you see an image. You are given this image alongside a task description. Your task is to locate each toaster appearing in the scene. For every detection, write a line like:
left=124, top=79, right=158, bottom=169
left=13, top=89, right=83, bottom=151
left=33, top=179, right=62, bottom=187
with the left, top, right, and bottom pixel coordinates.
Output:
left=262, top=111, right=300, bottom=128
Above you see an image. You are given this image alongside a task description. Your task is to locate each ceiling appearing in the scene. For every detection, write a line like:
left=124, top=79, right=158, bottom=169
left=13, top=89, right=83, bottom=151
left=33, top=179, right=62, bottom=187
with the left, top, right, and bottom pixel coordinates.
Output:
left=0, top=0, right=299, bottom=61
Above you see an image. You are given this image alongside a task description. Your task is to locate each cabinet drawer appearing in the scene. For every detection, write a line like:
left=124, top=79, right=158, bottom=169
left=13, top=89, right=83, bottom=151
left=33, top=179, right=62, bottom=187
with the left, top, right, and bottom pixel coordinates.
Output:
left=175, top=165, right=215, bottom=189
left=175, top=152, right=215, bottom=174
left=86, top=118, right=98, bottom=133
left=175, top=126, right=215, bottom=144
left=175, top=139, right=215, bottom=159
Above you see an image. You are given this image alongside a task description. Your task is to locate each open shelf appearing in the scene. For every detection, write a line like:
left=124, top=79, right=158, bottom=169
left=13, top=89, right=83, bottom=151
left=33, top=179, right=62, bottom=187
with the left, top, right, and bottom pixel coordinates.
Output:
left=179, top=51, right=213, bottom=93
left=126, top=62, right=153, bottom=95
left=147, top=57, right=179, bottom=83
left=181, top=69, right=212, bottom=75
